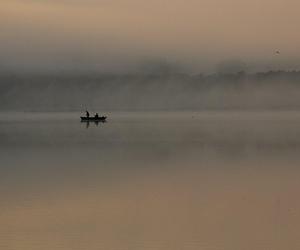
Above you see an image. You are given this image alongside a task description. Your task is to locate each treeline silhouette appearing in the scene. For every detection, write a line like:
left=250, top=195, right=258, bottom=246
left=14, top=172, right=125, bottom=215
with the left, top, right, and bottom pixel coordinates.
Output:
left=1, top=70, right=300, bottom=111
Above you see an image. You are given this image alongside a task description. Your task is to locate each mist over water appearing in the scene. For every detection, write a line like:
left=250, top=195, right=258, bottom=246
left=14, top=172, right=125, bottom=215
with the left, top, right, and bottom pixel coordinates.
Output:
left=1, top=111, right=300, bottom=250
left=2, top=71, right=300, bottom=111
left=2, top=0, right=300, bottom=249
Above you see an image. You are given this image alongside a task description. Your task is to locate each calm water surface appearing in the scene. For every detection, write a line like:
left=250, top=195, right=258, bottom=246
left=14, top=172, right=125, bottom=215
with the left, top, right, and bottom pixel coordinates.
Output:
left=1, top=111, right=300, bottom=250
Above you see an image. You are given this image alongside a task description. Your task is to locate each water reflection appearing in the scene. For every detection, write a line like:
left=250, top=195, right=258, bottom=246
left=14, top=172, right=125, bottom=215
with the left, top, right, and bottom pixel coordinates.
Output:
left=81, top=120, right=106, bottom=128
left=0, top=111, right=300, bottom=250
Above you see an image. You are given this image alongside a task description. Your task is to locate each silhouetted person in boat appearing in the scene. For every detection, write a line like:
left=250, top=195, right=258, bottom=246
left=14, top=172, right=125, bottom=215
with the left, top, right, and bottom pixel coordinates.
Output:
left=86, top=110, right=90, bottom=118
left=95, top=113, right=99, bottom=119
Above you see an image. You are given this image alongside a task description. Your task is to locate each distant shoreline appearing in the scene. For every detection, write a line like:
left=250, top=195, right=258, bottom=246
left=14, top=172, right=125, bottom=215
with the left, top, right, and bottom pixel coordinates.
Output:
left=1, top=70, right=300, bottom=111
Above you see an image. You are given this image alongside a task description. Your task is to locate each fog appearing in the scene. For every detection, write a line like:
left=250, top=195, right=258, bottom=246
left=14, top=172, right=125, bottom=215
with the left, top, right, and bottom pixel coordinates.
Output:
left=1, top=0, right=300, bottom=73
left=0, top=70, right=300, bottom=111
left=2, top=2, right=300, bottom=249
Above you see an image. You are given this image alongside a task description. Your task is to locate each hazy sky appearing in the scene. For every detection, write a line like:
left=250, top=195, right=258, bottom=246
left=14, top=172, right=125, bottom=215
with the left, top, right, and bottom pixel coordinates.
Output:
left=1, top=0, right=300, bottom=72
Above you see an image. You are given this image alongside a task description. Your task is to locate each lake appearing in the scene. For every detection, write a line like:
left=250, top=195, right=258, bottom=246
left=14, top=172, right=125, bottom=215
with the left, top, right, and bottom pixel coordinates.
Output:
left=1, top=111, right=300, bottom=250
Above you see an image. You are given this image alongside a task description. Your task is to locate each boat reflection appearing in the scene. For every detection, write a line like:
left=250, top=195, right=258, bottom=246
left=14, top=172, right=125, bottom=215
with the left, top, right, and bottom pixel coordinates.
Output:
left=81, top=120, right=106, bottom=129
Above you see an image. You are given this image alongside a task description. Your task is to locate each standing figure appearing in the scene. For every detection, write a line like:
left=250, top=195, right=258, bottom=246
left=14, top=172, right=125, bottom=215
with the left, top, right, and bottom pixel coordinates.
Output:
left=86, top=110, right=90, bottom=118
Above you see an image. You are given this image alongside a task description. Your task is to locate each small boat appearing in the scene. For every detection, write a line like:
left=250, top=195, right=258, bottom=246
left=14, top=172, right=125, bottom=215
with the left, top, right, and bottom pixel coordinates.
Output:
left=81, top=116, right=107, bottom=122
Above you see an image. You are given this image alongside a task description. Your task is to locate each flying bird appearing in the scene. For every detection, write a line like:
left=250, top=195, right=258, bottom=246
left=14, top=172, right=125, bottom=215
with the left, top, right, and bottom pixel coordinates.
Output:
left=275, top=50, right=280, bottom=54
